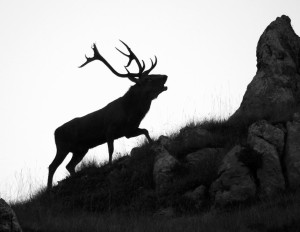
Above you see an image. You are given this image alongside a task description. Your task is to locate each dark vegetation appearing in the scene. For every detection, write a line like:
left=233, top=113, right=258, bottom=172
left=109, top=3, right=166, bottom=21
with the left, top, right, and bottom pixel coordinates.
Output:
left=11, top=116, right=300, bottom=231
left=12, top=190, right=300, bottom=232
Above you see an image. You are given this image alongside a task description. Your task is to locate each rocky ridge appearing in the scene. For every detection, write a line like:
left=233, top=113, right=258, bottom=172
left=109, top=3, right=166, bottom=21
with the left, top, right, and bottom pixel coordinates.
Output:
left=231, top=15, right=300, bottom=123
left=151, top=15, right=300, bottom=207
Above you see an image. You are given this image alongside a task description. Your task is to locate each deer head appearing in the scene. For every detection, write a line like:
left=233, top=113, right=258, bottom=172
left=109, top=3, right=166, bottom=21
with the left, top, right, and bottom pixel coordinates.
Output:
left=79, top=40, right=168, bottom=99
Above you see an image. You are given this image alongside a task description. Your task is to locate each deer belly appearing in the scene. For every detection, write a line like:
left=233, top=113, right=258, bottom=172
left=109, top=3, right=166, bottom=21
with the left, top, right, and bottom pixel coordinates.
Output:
left=76, top=133, right=107, bottom=149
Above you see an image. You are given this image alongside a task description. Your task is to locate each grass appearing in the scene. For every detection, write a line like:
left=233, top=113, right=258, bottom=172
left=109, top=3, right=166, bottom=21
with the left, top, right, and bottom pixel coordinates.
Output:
left=12, top=190, right=300, bottom=232
left=10, top=115, right=299, bottom=231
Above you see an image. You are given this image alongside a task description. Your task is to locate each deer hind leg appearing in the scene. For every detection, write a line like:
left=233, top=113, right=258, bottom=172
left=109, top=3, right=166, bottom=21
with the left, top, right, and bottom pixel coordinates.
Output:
left=48, top=148, right=69, bottom=190
left=66, top=149, right=88, bottom=176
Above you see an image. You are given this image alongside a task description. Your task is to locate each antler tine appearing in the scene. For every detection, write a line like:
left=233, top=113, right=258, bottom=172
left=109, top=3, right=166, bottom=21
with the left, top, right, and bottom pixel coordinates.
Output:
left=142, top=56, right=157, bottom=77
left=79, top=43, right=101, bottom=68
left=141, top=60, right=146, bottom=72
left=118, top=40, right=145, bottom=75
left=79, top=42, right=141, bottom=84
left=116, top=47, right=134, bottom=68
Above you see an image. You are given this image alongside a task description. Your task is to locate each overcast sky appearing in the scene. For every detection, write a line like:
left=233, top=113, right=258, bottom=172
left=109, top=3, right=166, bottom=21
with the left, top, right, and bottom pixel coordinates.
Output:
left=1, top=0, right=300, bottom=201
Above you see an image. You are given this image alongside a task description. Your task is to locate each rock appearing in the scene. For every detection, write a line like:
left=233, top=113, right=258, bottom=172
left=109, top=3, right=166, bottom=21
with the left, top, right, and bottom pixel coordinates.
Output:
left=248, top=122, right=285, bottom=196
left=285, top=113, right=300, bottom=189
left=185, top=148, right=225, bottom=184
left=176, top=126, right=213, bottom=152
left=292, top=112, right=300, bottom=122
left=130, top=147, right=141, bottom=158
left=0, top=198, right=22, bottom=232
left=166, top=126, right=215, bottom=158
left=184, top=185, right=207, bottom=209
left=210, top=146, right=256, bottom=206
left=231, top=15, right=300, bottom=123
left=186, top=148, right=224, bottom=167
left=157, top=135, right=172, bottom=150
left=152, top=144, right=179, bottom=193
left=248, top=120, right=285, bottom=153
left=184, top=185, right=206, bottom=201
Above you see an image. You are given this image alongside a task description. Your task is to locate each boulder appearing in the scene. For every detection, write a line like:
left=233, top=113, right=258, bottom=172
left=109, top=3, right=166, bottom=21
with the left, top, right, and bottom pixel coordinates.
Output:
left=180, top=126, right=212, bottom=148
left=184, top=185, right=207, bottom=209
left=185, top=148, right=225, bottom=185
left=231, top=15, right=300, bottom=123
left=210, top=146, right=256, bottom=206
left=285, top=113, right=300, bottom=189
left=152, top=144, right=179, bottom=193
left=248, top=121, right=285, bottom=196
left=184, top=185, right=206, bottom=202
left=165, top=126, right=215, bottom=158
left=248, top=120, right=285, bottom=153
left=0, top=198, right=22, bottom=232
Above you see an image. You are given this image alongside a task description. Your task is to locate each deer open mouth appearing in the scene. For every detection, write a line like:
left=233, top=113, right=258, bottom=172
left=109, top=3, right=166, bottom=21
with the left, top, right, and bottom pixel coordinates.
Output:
left=160, top=75, right=168, bottom=92
left=152, top=85, right=167, bottom=99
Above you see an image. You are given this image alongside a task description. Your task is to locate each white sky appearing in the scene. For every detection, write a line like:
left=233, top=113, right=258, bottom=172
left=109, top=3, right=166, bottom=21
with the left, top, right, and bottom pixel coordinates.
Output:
left=1, top=0, right=300, bottom=201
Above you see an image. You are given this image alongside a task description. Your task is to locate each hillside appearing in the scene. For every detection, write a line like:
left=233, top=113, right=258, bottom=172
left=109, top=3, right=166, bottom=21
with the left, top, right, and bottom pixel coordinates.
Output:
left=9, top=116, right=300, bottom=231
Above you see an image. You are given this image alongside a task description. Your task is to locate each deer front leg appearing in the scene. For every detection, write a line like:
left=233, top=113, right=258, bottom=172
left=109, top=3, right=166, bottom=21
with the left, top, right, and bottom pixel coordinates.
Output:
left=125, top=128, right=153, bottom=143
left=107, top=140, right=114, bottom=164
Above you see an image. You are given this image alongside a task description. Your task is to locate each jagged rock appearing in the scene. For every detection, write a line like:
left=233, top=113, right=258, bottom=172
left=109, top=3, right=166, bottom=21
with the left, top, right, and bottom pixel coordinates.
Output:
left=152, top=144, right=178, bottom=193
left=285, top=113, right=300, bottom=189
left=231, top=15, right=300, bottom=123
left=210, top=146, right=256, bottom=206
left=0, top=199, right=22, bottom=232
left=248, top=120, right=285, bottom=153
left=248, top=122, right=285, bottom=196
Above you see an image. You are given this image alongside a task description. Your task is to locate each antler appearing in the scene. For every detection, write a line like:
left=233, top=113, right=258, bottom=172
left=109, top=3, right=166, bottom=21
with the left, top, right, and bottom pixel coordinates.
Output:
left=79, top=41, right=157, bottom=83
left=117, top=40, right=157, bottom=79
left=142, top=56, right=157, bottom=77
left=116, top=40, right=146, bottom=75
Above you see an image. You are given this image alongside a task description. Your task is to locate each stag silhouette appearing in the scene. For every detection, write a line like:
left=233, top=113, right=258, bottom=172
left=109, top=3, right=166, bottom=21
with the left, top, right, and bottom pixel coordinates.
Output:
left=47, top=41, right=168, bottom=189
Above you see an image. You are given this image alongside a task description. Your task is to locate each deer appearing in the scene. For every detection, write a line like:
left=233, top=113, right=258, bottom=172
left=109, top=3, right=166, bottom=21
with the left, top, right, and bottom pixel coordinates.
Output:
left=47, top=41, right=168, bottom=189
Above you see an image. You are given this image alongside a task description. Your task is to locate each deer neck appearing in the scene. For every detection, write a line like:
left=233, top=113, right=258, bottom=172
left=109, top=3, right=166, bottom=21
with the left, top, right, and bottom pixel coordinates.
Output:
left=123, top=87, right=152, bottom=116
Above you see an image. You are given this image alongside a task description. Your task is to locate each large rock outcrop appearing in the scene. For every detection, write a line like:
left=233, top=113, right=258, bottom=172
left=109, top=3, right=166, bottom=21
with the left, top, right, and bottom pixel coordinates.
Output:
left=232, top=15, right=300, bottom=123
